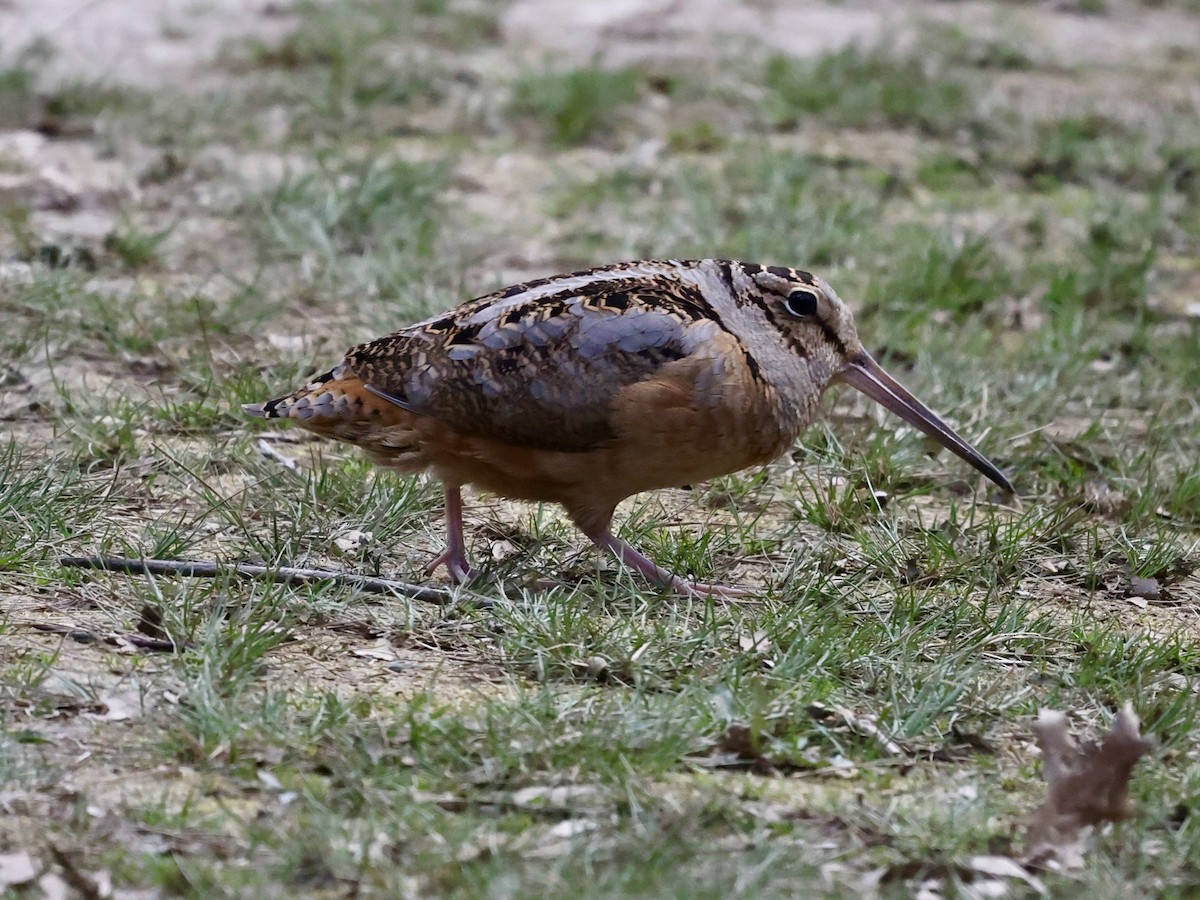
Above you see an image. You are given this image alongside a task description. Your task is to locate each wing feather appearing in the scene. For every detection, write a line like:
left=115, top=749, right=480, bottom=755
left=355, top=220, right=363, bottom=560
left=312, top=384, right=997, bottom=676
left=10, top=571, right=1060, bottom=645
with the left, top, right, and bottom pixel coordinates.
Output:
left=344, top=280, right=718, bottom=452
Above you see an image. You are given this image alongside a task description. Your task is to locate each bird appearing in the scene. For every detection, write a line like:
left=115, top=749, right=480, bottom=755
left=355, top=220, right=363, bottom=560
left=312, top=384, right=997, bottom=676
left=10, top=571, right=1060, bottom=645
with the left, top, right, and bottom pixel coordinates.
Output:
left=244, top=259, right=1013, bottom=596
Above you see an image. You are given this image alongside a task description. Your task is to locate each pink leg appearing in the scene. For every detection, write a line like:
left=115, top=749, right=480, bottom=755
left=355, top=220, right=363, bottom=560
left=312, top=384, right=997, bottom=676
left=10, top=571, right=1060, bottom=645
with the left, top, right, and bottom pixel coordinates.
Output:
left=424, top=485, right=475, bottom=584
left=585, top=528, right=749, bottom=598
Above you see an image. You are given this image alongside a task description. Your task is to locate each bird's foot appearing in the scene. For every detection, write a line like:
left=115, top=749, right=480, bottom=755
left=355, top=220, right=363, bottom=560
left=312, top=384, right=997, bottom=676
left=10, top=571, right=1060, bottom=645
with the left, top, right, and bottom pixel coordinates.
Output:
left=427, top=484, right=476, bottom=584
left=424, top=547, right=476, bottom=584
left=587, top=528, right=753, bottom=599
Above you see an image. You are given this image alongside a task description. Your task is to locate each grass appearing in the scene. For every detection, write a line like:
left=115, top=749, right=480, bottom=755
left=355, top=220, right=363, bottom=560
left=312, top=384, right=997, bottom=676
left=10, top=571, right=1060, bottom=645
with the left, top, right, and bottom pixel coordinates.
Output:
left=105, top=223, right=174, bottom=271
left=253, top=154, right=447, bottom=304
left=224, top=0, right=452, bottom=136
left=2, top=0, right=1200, bottom=896
left=763, top=44, right=979, bottom=137
left=510, top=66, right=644, bottom=147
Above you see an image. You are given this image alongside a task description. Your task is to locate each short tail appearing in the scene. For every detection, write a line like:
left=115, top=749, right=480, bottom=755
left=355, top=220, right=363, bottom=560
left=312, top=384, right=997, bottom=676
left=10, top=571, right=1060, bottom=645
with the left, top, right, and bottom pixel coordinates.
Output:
left=241, top=364, right=409, bottom=429
left=242, top=390, right=313, bottom=418
left=241, top=400, right=276, bottom=418
left=242, top=367, right=341, bottom=421
left=243, top=363, right=424, bottom=464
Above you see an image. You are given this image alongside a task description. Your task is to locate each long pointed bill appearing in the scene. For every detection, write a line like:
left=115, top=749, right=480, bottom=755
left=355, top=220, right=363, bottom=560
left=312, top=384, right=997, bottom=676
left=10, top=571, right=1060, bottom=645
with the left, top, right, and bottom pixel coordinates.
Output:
left=837, top=350, right=1014, bottom=495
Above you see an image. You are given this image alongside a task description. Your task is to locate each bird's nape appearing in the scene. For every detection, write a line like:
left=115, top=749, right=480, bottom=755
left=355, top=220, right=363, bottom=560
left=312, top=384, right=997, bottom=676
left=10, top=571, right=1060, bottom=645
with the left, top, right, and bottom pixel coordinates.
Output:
left=836, top=350, right=1014, bottom=495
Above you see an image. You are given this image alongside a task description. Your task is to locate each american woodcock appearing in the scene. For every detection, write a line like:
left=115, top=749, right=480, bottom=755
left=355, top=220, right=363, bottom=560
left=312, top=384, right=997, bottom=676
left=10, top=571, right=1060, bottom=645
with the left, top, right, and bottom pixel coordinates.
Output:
left=245, top=259, right=1013, bottom=596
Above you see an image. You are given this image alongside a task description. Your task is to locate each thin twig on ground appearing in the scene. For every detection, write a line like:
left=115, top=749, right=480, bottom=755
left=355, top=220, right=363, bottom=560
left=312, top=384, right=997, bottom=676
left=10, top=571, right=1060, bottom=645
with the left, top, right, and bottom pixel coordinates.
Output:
left=26, top=621, right=183, bottom=653
left=256, top=437, right=300, bottom=471
left=59, top=556, right=483, bottom=607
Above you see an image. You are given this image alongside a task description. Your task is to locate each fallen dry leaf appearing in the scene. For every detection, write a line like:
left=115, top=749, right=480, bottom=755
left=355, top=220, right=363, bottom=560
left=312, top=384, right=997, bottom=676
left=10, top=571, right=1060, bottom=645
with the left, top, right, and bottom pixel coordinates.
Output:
left=0, top=852, right=37, bottom=889
left=135, top=604, right=167, bottom=640
left=544, top=818, right=598, bottom=840
left=521, top=818, right=602, bottom=860
left=1003, top=286, right=1048, bottom=333
left=351, top=639, right=399, bottom=662
left=47, top=844, right=111, bottom=899
left=691, top=722, right=835, bottom=774
left=333, top=529, right=374, bottom=556
left=689, top=723, right=776, bottom=773
left=88, top=687, right=148, bottom=723
left=737, top=629, right=776, bottom=668
left=1083, top=478, right=1127, bottom=517
left=872, top=855, right=1047, bottom=898
left=808, top=702, right=906, bottom=758
left=510, top=785, right=598, bottom=809
left=737, top=630, right=773, bottom=654
left=1026, top=704, right=1153, bottom=870
left=576, top=655, right=610, bottom=682
left=257, top=438, right=300, bottom=471
left=967, top=855, right=1046, bottom=894
left=490, top=539, right=518, bottom=560
left=265, top=333, right=308, bottom=352
left=37, top=872, right=71, bottom=900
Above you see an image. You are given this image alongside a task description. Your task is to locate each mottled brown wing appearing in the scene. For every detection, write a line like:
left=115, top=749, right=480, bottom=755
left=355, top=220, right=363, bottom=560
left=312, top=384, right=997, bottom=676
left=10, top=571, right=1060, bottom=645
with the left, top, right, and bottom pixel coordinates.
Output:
left=344, top=284, right=709, bottom=452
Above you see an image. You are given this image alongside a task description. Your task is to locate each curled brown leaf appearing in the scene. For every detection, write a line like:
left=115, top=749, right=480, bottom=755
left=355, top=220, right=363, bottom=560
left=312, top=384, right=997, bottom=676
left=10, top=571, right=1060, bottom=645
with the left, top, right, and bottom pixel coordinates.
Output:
left=1026, top=703, right=1153, bottom=870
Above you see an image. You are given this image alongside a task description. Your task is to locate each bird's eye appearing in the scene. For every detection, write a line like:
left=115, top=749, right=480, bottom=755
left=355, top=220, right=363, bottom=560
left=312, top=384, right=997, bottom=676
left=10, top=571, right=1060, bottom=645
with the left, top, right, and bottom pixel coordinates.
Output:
left=784, top=289, right=819, bottom=317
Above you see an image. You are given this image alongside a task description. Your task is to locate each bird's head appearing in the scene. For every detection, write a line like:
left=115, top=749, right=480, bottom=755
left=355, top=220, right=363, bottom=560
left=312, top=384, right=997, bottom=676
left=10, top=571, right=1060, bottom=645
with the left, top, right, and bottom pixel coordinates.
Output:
left=744, top=263, right=1013, bottom=495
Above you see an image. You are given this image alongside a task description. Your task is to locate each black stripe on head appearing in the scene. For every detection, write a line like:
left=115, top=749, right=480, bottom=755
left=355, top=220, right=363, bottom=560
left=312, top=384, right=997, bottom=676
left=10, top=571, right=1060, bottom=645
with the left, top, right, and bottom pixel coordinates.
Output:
left=764, top=265, right=818, bottom=286
left=724, top=262, right=772, bottom=313
left=817, top=321, right=846, bottom=356
left=717, top=260, right=736, bottom=294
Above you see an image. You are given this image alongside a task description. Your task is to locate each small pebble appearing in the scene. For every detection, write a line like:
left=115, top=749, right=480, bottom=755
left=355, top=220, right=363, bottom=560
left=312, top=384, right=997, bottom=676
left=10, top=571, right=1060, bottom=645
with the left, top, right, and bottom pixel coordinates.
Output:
left=1128, top=576, right=1161, bottom=602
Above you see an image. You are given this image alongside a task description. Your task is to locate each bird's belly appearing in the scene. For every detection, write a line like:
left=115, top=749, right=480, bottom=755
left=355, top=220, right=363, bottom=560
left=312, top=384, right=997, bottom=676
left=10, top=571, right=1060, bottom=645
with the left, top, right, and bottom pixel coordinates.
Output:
left=337, top=371, right=804, bottom=519
left=420, top=401, right=795, bottom=505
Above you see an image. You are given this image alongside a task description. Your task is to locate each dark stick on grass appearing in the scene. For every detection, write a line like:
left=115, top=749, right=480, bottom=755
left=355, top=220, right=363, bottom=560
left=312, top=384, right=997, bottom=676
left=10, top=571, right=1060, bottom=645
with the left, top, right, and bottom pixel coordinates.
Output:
left=59, top=556, right=482, bottom=607
left=29, top=621, right=183, bottom=653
